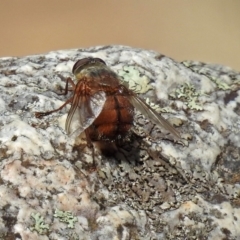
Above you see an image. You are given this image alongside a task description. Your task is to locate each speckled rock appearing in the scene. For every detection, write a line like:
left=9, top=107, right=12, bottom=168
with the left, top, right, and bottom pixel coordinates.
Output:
left=0, top=45, right=240, bottom=240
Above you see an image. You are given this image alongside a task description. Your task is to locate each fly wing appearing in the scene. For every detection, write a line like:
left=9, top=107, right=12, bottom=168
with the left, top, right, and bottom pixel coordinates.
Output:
left=65, top=83, right=106, bottom=138
left=128, top=94, right=181, bottom=140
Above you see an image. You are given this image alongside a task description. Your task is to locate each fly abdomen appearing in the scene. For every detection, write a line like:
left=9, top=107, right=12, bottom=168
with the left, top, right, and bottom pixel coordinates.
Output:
left=88, top=95, right=134, bottom=141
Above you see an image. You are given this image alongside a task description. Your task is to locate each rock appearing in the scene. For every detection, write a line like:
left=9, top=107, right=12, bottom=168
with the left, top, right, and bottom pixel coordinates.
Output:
left=0, top=45, right=240, bottom=239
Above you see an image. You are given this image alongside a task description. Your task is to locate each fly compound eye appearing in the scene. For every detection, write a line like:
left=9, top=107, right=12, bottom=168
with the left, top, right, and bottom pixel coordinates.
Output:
left=92, top=58, right=106, bottom=65
left=72, top=58, right=92, bottom=74
left=72, top=57, right=106, bottom=75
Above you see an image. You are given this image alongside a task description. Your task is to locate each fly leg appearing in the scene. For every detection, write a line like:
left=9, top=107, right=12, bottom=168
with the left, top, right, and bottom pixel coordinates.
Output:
left=57, top=75, right=76, bottom=95
left=35, top=76, right=75, bottom=118
left=35, top=97, right=73, bottom=118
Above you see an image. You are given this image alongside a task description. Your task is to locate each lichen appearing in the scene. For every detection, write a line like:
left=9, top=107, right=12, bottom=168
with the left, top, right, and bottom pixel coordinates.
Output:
left=145, top=98, right=172, bottom=113
left=170, top=83, right=203, bottom=110
left=181, top=60, right=231, bottom=90
left=117, top=66, right=172, bottom=113
left=118, top=66, right=153, bottom=93
left=30, top=213, right=49, bottom=235
left=53, top=209, right=78, bottom=229
left=209, top=77, right=231, bottom=90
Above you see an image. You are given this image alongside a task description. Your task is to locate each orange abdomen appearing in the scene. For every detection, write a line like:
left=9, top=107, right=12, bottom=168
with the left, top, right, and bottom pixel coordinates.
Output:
left=87, top=95, right=134, bottom=141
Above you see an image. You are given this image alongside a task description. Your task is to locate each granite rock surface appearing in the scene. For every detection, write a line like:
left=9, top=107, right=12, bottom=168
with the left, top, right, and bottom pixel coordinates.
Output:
left=0, top=45, right=240, bottom=239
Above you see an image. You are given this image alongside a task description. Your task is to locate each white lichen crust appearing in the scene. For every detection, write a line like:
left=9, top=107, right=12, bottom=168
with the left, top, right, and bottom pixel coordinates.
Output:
left=0, top=46, right=240, bottom=239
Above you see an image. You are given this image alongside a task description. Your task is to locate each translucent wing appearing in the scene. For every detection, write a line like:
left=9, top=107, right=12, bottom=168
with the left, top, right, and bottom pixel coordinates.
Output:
left=65, top=83, right=106, bottom=138
left=128, top=94, right=181, bottom=140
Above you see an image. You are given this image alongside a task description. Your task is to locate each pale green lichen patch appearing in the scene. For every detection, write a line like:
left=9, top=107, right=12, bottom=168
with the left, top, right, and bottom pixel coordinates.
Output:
left=170, top=83, right=203, bottom=110
left=118, top=66, right=153, bottom=93
left=208, top=77, right=231, bottom=90
left=145, top=98, right=172, bottom=113
left=181, top=60, right=231, bottom=91
left=30, top=213, right=49, bottom=235
left=53, top=209, right=78, bottom=229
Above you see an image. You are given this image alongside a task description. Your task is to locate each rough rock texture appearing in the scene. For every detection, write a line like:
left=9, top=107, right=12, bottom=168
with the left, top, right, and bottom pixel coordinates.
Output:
left=0, top=45, right=240, bottom=239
